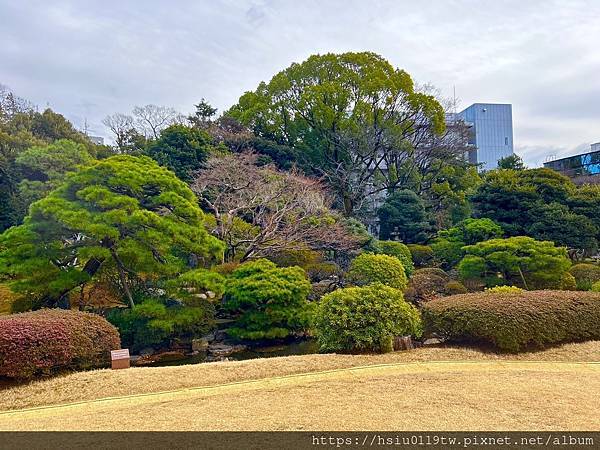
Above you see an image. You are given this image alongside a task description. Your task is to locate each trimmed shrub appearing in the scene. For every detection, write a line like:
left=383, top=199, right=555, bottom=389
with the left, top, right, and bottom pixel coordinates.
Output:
left=224, top=259, right=312, bottom=340
left=314, top=283, right=422, bottom=353
left=404, top=268, right=451, bottom=304
left=306, top=261, right=341, bottom=282
left=372, top=240, right=414, bottom=277
left=569, top=263, right=600, bottom=291
left=592, top=281, right=600, bottom=292
left=213, top=262, right=241, bottom=276
left=422, top=290, right=600, bottom=352
left=485, top=285, right=523, bottom=294
left=407, top=244, right=435, bottom=268
left=444, top=281, right=468, bottom=295
left=346, top=253, right=408, bottom=291
left=0, top=283, right=22, bottom=315
left=0, top=309, right=121, bottom=379
left=559, top=272, right=577, bottom=291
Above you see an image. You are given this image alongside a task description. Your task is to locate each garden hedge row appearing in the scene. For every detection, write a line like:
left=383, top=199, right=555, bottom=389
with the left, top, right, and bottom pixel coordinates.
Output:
left=0, top=309, right=121, bottom=379
left=422, top=290, right=600, bottom=352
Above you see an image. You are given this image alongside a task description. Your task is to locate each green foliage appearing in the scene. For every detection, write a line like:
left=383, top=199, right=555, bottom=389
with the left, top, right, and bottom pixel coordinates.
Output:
left=314, top=283, right=422, bottom=353
left=569, top=264, right=600, bottom=291
left=371, top=240, right=414, bottom=277
left=559, top=272, right=577, bottom=291
left=444, top=280, right=468, bottom=295
left=224, top=259, right=312, bottom=340
left=458, top=236, right=572, bottom=290
left=485, top=285, right=523, bottom=294
left=144, top=124, right=213, bottom=181
left=406, top=244, right=435, bottom=268
left=497, top=154, right=525, bottom=170
left=378, top=190, right=433, bottom=243
left=0, top=155, right=224, bottom=307
left=107, top=297, right=215, bottom=351
left=422, top=290, right=600, bottom=352
left=346, top=253, right=408, bottom=291
left=431, top=218, right=503, bottom=269
left=592, top=281, right=600, bottom=292
left=404, top=268, right=451, bottom=304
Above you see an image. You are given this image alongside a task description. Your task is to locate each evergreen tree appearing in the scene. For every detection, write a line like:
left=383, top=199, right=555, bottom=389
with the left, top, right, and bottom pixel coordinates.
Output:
left=378, top=190, right=433, bottom=243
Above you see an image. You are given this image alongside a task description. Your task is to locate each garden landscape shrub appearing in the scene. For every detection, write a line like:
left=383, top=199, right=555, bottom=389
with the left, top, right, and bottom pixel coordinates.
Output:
left=372, top=240, right=414, bottom=277
left=407, top=244, right=435, bottom=268
left=224, top=259, right=312, bottom=340
left=0, top=309, right=120, bottom=379
left=314, top=283, right=422, bottom=353
left=592, top=281, right=600, bottom=292
left=346, top=253, right=408, bottom=290
left=404, top=268, right=451, bottom=304
left=422, top=290, right=600, bottom=352
left=569, top=263, right=600, bottom=290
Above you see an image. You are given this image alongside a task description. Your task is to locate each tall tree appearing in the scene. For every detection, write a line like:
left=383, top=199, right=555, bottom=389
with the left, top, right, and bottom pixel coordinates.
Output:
left=378, top=189, right=433, bottom=243
left=132, top=104, right=182, bottom=139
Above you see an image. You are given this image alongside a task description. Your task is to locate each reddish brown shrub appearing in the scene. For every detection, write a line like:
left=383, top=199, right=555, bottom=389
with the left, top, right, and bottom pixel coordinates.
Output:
left=0, top=309, right=121, bottom=379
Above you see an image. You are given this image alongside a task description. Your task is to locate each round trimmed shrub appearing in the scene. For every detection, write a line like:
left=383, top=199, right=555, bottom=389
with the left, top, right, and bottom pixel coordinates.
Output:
left=404, top=268, right=451, bottom=304
left=444, top=280, right=468, bottom=295
left=484, top=285, right=523, bottom=294
left=372, top=240, right=414, bottom=277
left=346, top=253, right=408, bottom=291
left=314, top=283, right=422, bottom=353
left=407, top=244, right=435, bottom=268
left=422, top=290, right=600, bottom=352
left=569, top=263, right=600, bottom=290
left=592, top=281, right=600, bottom=292
left=0, top=309, right=121, bottom=379
left=559, top=272, right=577, bottom=291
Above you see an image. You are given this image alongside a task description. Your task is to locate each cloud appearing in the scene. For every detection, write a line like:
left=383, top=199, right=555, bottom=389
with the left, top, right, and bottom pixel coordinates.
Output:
left=0, top=0, right=598, bottom=164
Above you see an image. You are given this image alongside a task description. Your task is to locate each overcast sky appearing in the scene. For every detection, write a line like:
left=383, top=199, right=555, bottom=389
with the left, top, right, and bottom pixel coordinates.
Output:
left=1, top=0, right=599, bottom=166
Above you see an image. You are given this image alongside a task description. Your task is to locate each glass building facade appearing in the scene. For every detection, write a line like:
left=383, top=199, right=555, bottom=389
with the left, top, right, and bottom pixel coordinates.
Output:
left=543, top=145, right=600, bottom=179
left=458, top=103, right=514, bottom=170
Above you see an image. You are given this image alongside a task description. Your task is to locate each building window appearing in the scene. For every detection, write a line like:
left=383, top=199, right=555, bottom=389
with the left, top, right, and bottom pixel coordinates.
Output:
left=505, top=137, right=509, bottom=145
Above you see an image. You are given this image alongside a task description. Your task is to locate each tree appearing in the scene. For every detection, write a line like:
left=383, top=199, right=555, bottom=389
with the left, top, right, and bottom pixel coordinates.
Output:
left=102, top=113, right=135, bottom=151
left=431, top=218, right=503, bottom=269
left=144, top=124, right=213, bottom=181
left=497, top=154, right=525, bottom=170
left=378, top=189, right=433, bottom=243
left=227, top=52, right=446, bottom=216
left=132, top=104, right=182, bottom=139
left=192, top=152, right=360, bottom=261
left=188, top=99, right=217, bottom=129
left=223, top=259, right=312, bottom=340
left=458, top=236, right=572, bottom=289
left=568, top=184, right=600, bottom=243
left=0, top=155, right=224, bottom=309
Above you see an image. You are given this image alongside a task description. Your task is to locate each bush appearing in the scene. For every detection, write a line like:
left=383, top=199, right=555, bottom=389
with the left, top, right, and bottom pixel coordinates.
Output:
left=444, top=281, right=468, bottom=295
left=569, top=263, right=600, bottom=290
left=407, top=244, right=435, bottom=268
left=404, top=268, right=451, bottom=304
left=224, top=259, right=312, bottom=340
left=213, top=262, right=241, bottom=276
left=372, top=240, right=414, bottom=277
left=559, top=272, right=577, bottom=291
left=305, top=261, right=341, bottom=282
left=592, top=281, right=600, bottom=292
left=485, top=285, right=523, bottom=294
left=422, top=290, right=600, bottom=352
left=0, top=309, right=121, bottom=379
left=346, top=253, right=408, bottom=291
left=314, top=283, right=422, bottom=353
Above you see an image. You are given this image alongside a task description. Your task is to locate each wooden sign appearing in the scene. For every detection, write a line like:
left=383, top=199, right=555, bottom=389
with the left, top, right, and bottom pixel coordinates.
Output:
left=111, top=349, right=130, bottom=370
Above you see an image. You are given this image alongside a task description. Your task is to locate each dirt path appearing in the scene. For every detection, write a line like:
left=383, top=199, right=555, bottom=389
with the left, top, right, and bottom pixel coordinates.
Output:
left=1, top=360, right=599, bottom=431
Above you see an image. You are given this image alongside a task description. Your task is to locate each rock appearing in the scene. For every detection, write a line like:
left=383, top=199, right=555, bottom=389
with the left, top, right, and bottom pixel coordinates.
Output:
left=202, top=332, right=216, bottom=343
left=129, top=355, right=141, bottom=363
left=213, top=329, right=228, bottom=341
left=423, top=338, right=443, bottom=346
left=208, top=343, right=247, bottom=357
left=139, top=347, right=155, bottom=356
left=206, top=291, right=216, bottom=299
left=134, top=350, right=186, bottom=366
left=191, top=338, right=210, bottom=352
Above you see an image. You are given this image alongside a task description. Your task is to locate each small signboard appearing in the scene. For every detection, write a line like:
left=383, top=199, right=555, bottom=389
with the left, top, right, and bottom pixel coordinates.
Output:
left=111, top=349, right=130, bottom=370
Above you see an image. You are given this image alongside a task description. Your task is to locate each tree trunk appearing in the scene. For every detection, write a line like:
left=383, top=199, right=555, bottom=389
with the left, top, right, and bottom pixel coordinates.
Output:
left=110, top=248, right=135, bottom=308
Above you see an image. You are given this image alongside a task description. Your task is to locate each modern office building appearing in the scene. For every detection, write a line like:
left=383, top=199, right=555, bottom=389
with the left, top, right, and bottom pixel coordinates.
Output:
left=543, top=142, right=600, bottom=184
left=458, top=103, right=514, bottom=170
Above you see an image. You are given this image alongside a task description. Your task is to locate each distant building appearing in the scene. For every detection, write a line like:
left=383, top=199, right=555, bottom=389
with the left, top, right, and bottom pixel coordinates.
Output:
left=88, top=136, right=104, bottom=145
left=458, top=103, right=514, bottom=170
left=543, top=142, right=600, bottom=185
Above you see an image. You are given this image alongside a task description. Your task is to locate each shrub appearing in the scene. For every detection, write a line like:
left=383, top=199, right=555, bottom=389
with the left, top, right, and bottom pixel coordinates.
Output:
left=404, top=268, right=451, bottom=304
left=0, top=283, right=22, bottom=315
left=569, top=263, right=600, bottom=290
left=422, top=290, right=600, bottom=352
left=224, top=259, right=312, bottom=340
left=592, top=281, right=600, bottom=292
left=305, top=262, right=341, bottom=282
left=314, top=283, right=422, bottom=353
left=559, top=272, right=577, bottom=291
left=407, top=244, right=435, bottom=268
left=372, top=240, right=414, bottom=277
left=346, top=253, right=408, bottom=291
left=213, top=262, right=241, bottom=276
left=485, top=285, right=523, bottom=294
left=0, top=309, right=121, bottom=379
left=444, top=281, right=468, bottom=295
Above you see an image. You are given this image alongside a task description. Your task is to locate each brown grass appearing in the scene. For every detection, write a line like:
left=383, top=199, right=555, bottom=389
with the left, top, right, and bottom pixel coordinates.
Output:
left=1, top=341, right=599, bottom=414
left=1, top=361, right=598, bottom=431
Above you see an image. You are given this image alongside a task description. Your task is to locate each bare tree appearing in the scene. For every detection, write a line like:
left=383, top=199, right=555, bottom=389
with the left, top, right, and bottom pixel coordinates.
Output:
left=192, top=153, right=360, bottom=262
left=102, top=113, right=134, bottom=151
left=0, top=84, right=34, bottom=121
left=132, top=104, right=181, bottom=139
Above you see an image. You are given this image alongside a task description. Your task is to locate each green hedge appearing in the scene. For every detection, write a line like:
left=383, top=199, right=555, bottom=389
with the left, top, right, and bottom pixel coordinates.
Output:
left=422, top=290, right=600, bottom=352
left=569, top=263, right=600, bottom=290
left=314, top=283, right=422, bottom=353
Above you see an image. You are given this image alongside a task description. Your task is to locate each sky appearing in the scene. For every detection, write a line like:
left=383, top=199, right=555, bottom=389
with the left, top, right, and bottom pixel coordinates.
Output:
left=1, top=0, right=599, bottom=167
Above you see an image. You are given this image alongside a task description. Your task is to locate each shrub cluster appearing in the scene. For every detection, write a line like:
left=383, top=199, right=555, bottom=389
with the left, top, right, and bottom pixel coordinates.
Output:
left=422, top=290, right=600, bottom=352
left=404, top=268, right=451, bottom=304
left=371, top=240, right=414, bottom=277
left=407, top=244, right=435, bottom=268
left=314, top=283, right=422, bottom=353
left=569, top=263, right=600, bottom=290
left=346, top=253, right=408, bottom=291
left=0, top=309, right=121, bottom=379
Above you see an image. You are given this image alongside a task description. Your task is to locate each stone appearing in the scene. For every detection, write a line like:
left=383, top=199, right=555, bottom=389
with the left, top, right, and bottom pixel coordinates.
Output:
left=208, top=343, right=247, bottom=357
left=134, top=350, right=186, bottom=366
left=191, top=338, right=210, bottom=352
left=139, top=347, right=155, bottom=356
left=423, top=338, right=443, bottom=346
